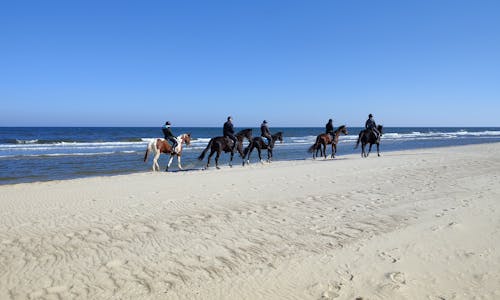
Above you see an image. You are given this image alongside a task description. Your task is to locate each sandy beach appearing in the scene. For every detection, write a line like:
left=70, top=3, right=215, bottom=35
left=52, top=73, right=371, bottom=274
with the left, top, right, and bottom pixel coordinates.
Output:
left=1, top=143, right=500, bottom=299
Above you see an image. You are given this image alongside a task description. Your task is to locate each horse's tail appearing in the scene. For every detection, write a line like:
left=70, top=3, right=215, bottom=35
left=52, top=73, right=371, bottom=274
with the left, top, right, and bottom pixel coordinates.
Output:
left=308, top=136, right=321, bottom=153
left=144, top=140, right=154, bottom=162
left=354, top=132, right=362, bottom=149
left=198, top=139, right=213, bottom=160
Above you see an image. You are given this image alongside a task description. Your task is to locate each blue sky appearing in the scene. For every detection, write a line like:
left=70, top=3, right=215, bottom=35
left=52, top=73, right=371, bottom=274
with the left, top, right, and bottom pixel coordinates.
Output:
left=1, top=1, right=499, bottom=127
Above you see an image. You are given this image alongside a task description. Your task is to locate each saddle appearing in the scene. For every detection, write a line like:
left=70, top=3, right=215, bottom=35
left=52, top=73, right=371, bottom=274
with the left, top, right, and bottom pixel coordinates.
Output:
left=366, top=128, right=380, bottom=141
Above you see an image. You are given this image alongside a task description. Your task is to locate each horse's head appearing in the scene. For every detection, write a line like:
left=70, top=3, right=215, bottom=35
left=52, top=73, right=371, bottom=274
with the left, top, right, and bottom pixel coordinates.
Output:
left=338, top=125, right=348, bottom=135
left=180, top=133, right=191, bottom=146
left=236, top=128, right=253, bottom=142
left=273, top=132, right=284, bottom=144
left=377, top=125, right=383, bottom=134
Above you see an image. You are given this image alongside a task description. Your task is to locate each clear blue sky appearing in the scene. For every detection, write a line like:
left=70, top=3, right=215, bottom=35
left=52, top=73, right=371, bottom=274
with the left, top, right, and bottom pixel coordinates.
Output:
left=1, top=0, right=499, bottom=127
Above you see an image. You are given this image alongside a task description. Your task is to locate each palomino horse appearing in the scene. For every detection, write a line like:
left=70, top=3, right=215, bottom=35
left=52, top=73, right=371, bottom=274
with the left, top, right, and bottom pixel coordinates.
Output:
left=308, top=125, right=348, bottom=159
left=198, top=129, right=253, bottom=169
left=355, top=125, right=383, bottom=157
left=144, top=133, right=192, bottom=171
left=243, top=132, right=283, bottom=165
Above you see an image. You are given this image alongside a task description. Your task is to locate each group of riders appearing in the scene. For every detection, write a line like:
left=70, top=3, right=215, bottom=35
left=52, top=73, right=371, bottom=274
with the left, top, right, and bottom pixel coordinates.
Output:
left=162, top=114, right=380, bottom=153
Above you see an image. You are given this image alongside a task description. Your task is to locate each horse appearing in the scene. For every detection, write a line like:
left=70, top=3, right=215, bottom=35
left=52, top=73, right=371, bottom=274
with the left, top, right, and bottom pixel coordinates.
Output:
left=354, top=125, right=383, bottom=157
left=308, top=125, right=348, bottom=159
left=143, top=133, right=192, bottom=171
left=198, top=129, right=253, bottom=169
left=243, top=132, right=283, bottom=165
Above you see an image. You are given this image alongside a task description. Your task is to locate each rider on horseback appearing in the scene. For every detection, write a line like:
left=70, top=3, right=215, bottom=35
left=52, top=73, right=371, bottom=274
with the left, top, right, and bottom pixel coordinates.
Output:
left=325, top=119, right=334, bottom=141
left=223, top=116, right=237, bottom=151
left=365, top=114, right=380, bottom=140
left=261, top=120, right=272, bottom=147
left=162, top=121, right=178, bottom=154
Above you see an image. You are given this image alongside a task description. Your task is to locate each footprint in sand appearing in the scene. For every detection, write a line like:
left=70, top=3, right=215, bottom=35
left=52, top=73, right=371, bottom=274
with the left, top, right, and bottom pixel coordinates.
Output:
left=378, top=251, right=399, bottom=263
left=307, top=282, right=342, bottom=300
left=388, top=272, right=406, bottom=285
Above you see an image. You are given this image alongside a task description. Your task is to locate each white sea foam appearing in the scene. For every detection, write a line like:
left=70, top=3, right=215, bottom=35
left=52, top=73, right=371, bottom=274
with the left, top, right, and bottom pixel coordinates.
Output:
left=2, top=129, right=500, bottom=159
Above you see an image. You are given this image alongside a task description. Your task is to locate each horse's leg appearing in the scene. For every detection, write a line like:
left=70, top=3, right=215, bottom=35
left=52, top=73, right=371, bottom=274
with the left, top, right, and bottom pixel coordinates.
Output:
left=377, top=143, right=380, bottom=157
left=331, top=144, right=336, bottom=159
left=268, top=149, right=273, bottom=162
left=361, top=143, right=366, bottom=158
left=257, top=147, right=263, bottom=164
left=153, top=151, right=161, bottom=171
left=215, top=150, right=221, bottom=169
left=166, top=155, right=174, bottom=172
left=206, top=150, right=215, bottom=169
left=367, top=144, right=373, bottom=157
left=177, top=155, right=183, bottom=169
left=322, top=143, right=327, bottom=159
left=246, top=145, right=253, bottom=165
left=229, top=151, right=234, bottom=168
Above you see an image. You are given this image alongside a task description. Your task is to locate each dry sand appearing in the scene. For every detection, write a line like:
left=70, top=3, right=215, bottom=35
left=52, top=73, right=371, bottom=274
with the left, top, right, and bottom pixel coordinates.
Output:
left=1, top=143, right=500, bottom=299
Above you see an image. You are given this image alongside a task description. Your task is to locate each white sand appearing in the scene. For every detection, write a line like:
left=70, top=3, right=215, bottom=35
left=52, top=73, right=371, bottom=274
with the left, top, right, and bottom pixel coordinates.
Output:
left=1, top=143, right=500, bottom=299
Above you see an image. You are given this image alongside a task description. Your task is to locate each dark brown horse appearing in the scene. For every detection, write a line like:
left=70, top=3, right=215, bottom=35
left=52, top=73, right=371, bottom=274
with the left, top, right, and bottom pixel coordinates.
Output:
left=243, top=132, right=283, bottom=165
left=355, top=125, right=383, bottom=157
left=308, top=125, right=348, bottom=159
left=198, top=129, right=253, bottom=169
left=144, top=133, right=192, bottom=171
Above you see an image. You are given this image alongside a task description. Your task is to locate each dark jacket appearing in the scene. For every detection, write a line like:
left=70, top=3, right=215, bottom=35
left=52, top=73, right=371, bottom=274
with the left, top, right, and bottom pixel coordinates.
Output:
left=261, top=123, right=271, bottom=137
left=223, top=121, right=235, bottom=136
left=365, top=118, right=376, bottom=129
left=325, top=121, right=334, bottom=134
left=162, top=126, right=175, bottom=139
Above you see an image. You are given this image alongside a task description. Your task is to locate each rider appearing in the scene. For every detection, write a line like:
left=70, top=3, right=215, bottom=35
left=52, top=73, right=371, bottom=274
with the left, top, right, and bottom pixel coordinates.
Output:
left=223, top=116, right=237, bottom=151
left=365, top=114, right=380, bottom=139
left=325, top=118, right=334, bottom=140
left=261, top=120, right=272, bottom=146
left=162, top=121, right=178, bottom=154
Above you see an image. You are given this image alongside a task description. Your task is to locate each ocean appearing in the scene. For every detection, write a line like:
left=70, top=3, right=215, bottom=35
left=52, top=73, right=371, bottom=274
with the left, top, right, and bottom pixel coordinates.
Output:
left=1, top=126, right=499, bottom=185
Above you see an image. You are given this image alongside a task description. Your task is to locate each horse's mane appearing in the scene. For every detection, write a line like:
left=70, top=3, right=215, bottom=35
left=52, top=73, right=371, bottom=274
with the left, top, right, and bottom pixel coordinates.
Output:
left=336, top=125, right=346, bottom=131
left=273, top=132, right=283, bottom=141
left=236, top=128, right=252, bottom=136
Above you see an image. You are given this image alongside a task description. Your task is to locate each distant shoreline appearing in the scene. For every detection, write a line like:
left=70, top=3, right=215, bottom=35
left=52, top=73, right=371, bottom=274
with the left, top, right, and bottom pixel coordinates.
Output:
left=1, top=141, right=498, bottom=187
left=1, top=127, right=500, bottom=185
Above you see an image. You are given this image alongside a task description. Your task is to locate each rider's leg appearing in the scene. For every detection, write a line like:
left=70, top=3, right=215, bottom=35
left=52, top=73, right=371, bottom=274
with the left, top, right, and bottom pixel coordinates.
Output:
left=230, top=135, right=237, bottom=151
left=169, top=137, right=178, bottom=153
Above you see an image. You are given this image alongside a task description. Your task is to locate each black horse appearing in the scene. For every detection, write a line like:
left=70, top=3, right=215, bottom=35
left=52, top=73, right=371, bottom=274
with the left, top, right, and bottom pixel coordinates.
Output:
left=243, top=132, right=283, bottom=165
left=354, top=125, right=383, bottom=157
left=198, top=129, right=253, bottom=169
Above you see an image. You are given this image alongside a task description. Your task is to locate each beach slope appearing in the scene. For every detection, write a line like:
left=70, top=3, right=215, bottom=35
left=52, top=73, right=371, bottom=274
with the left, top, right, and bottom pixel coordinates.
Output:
left=1, top=143, right=500, bottom=299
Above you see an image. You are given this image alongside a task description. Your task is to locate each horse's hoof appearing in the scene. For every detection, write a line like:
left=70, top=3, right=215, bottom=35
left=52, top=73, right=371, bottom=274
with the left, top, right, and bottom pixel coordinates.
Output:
left=216, top=166, right=220, bottom=170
